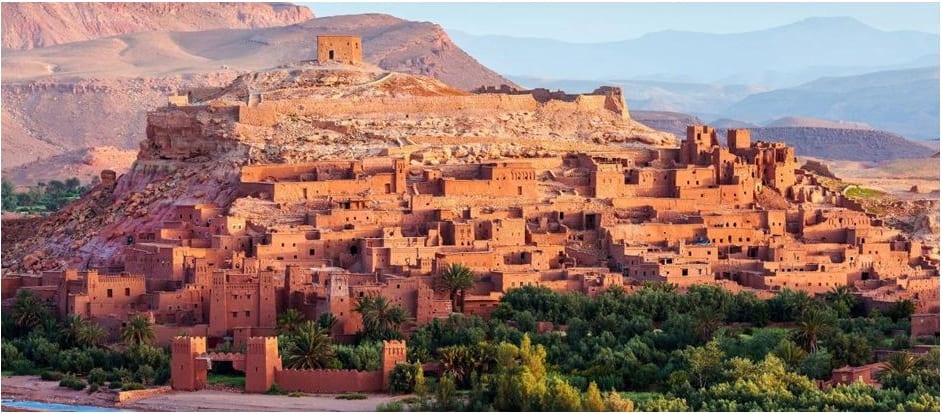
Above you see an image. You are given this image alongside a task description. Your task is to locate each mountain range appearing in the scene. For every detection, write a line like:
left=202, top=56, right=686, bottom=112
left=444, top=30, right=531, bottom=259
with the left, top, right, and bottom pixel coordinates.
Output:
left=449, top=17, right=938, bottom=87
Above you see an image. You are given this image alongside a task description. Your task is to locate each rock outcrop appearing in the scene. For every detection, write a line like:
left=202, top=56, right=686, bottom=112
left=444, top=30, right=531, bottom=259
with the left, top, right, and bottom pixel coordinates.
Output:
left=1, top=2, right=314, bottom=50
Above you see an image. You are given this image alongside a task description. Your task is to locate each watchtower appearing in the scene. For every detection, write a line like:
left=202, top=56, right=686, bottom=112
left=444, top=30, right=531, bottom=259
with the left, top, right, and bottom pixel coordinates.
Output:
left=727, top=129, right=751, bottom=153
left=317, top=35, right=362, bottom=65
left=245, top=337, right=282, bottom=393
left=171, top=336, right=207, bottom=391
left=381, top=340, right=407, bottom=390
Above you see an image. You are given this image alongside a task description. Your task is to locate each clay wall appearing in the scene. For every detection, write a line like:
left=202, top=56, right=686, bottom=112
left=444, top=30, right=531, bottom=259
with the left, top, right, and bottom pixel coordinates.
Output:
left=77, top=272, right=147, bottom=318
left=154, top=324, right=209, bottom=347
left=275, top=369, right=383, bottom=393
left=910, top=314, right=939, bottom=337
left=317, top=35, right=362, bottom=65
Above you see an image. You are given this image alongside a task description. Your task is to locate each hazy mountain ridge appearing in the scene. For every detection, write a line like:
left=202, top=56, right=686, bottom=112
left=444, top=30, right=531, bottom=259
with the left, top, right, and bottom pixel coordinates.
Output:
left=723, top=66, right=940, bottom=139
left=450, top=17, right=938, bottom=87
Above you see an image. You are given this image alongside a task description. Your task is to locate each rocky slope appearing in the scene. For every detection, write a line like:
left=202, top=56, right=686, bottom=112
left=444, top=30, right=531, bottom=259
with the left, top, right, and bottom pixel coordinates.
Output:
left=1, top=2, right=314, bottom=50
left=2, top=13, right=515, bottom=181
left=1, top=146, right=138, bottom=186
left=1, top=64, right=668, bottom=272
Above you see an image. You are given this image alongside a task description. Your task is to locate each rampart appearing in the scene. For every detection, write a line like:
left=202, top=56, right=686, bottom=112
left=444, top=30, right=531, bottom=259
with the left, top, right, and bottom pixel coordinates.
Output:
left=274, top=369, right=383, bottom=393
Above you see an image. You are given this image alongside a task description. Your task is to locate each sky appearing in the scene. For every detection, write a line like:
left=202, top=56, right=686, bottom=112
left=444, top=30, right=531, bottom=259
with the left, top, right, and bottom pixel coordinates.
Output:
left=303, top=2, right=941, bottom=43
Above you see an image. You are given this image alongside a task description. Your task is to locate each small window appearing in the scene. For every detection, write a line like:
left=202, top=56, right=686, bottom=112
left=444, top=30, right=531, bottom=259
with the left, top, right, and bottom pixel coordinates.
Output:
left=107, top=289, right=113, bottom=298
left=125, top=288, right=131, bottom=296
left=245, top=311, right=251, bottom=317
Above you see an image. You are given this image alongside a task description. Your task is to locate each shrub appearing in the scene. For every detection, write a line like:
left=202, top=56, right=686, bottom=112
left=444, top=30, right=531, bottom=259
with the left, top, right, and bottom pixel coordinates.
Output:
left=9, top=359, right=35, bottom=375
left=134, top=365, right=156, bottom=385
left=59, top=376, right=86, bottom=391
left=387, top=363, right=421, bottom=394
left=109, top=367, right=132, bottom=383
left=108, top=381, right=123, bottom=390
left=336, top=392, right=368, bottom=400
left=377, top=401, right=405, bottom=412
left=288, top=391, right=306, bottom=398
left=55, top=348, right=94, bottom=375
left=87, top=368, right=107, bottom=385
left=40, top=371, right=65, bottom=381
left=2, top=342, right=22, bottom=366
left=265, top=384, right=286, bottom=395
left=87, top=383, right=99, bottom=394
left=121, top=382, right=146, bottom=391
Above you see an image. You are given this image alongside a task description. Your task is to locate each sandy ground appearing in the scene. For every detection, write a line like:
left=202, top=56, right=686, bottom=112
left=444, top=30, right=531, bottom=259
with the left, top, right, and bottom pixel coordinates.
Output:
left=1, top=375, right=404, bottom=412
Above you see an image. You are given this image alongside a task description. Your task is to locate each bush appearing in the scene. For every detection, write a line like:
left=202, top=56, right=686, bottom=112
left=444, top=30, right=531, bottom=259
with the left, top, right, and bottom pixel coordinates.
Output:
left=288, top=391, right=306, bottom=398
left=387, top=363, right=421, bottom=394
left=109, top=367, right=132, bottom=383
left=59, top=376, right=86, bottom=391
left=87, top=383, right=99, bottom=394
left=265, top=384, right=286, bottom=395
left=377, top=401, right=405, bottom=412
left=336, top=392, right=368, bottom=400
left=55, top=348, right=94, bottom=375
left=40, top=371, right=65, bottom=381
left=134, top=365, right=156, bottom=385
left=108, top=381, right=123, bottom=390
left=2, top=342, right=22, bottom=366
left=87, top=368, right=107, bottom=385
left=9, top=359, right=35, bottom=375
left=121, top=382, right=146, bottom=391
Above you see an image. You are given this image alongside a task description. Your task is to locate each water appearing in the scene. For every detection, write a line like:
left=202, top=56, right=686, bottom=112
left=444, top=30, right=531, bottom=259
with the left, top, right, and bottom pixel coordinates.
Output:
left=0, top=399, right=125, bottom=412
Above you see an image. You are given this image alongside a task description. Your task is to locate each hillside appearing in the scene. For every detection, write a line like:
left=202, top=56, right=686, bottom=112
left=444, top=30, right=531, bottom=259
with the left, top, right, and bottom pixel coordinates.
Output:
left=1, top=2, right=314, bottom=50
left=631, top=110, right=705, bottom=138
left=1, top=13, right=515, bottom=180
left=763, top=116, right=872, bottom=130
left=723, top=67, right=940, bottom=139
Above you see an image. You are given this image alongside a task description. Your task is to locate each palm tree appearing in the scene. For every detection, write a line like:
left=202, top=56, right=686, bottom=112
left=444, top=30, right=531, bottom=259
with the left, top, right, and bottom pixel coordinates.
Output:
left=692, top=307, right=724, bottom=342
left=283, top=321, right=335, bottom=369
left=317, top=312, right=339, bottom=333
left=881, top=351, right=922, bottom=376
left=11, top=290, right=50, bottom=333
left=773, top=340, right=808, bottom=371
left=276, top=309, right=306, bottom=336
left=353, top=295, right=408, bottom=341
left=67, top=315, right=106, bottom=348
left=121, top=314, right=155, bottom=347
left=824, top=286, right=857, bottom=317
left=439, top=263, right=475, bottom=313
left=794, top=307, right=832, bottom=353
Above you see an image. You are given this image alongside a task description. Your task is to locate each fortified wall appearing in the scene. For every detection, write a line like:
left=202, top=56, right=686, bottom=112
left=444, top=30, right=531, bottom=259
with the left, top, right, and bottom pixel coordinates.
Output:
left=171, top=336, right=407, bottom=394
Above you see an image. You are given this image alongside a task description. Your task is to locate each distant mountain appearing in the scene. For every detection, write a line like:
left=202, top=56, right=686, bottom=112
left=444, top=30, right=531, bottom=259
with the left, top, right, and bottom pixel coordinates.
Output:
left=723, top=67, right=940, bottom=139
left=763, top=116, right=872, bottom=130
left=1, top=2, right=314, bottom=50
left=450, top=17, right=939, bottom=87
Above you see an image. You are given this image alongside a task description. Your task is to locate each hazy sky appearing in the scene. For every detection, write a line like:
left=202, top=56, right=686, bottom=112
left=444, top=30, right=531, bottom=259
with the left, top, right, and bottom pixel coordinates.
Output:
left=304, top=2, right=941, bottom=43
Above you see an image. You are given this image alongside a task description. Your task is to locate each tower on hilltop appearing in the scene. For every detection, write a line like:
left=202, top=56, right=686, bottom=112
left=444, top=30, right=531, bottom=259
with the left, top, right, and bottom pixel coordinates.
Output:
left=317, top=35, right=362, bottom=65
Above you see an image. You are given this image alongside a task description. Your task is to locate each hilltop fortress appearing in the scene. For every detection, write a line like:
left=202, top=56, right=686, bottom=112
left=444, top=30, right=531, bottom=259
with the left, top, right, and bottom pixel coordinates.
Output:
left=2, top=55, right=938, bottom=393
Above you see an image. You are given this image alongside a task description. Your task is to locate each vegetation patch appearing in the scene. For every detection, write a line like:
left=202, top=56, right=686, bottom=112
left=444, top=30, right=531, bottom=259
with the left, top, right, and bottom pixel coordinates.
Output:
left=207, top=373, right=246, bottom=388
left=336, top=392, right=368, bottom=400
left=845, top=185, right=886, bottom=199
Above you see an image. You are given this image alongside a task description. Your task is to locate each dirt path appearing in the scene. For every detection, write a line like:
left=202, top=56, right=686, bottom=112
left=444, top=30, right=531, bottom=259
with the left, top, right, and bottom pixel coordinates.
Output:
left=123, top=390, right=403, bottom=411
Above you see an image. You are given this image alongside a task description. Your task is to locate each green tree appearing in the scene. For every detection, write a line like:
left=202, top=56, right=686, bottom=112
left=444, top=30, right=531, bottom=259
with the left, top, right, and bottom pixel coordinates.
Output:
left=881, top=351, right=922, bottom=376
left=685, top=340, right=724, bottom=389
left=317, top=311, right=339, bottom=332
left=353, top=295, right=408, bottom=341
left=283, top=321, right=335, bottom=369
left=276, top=309, right=306, bottom=336
left=121, top=314, right=156, bottom=347
left=773, top=340, right=808, bottom=371
left=2, top=178, right=18, bottom=211
left=11, top=290, right=51, bottom=334
left=583, top=381, right=606, bottom=411
left=65, top=315, right=106, bottom=348
left=885, top=300, right=916, bottom=322
left=794, top=306, right=833, bottom=353
left=439, top=263, right=475, bottom=313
